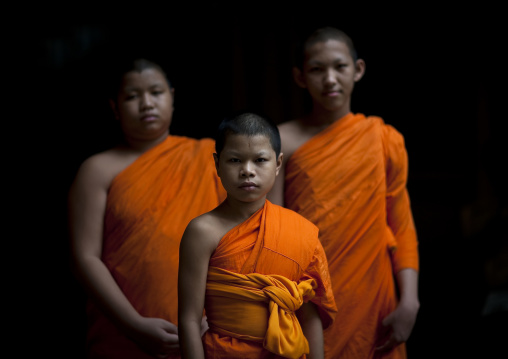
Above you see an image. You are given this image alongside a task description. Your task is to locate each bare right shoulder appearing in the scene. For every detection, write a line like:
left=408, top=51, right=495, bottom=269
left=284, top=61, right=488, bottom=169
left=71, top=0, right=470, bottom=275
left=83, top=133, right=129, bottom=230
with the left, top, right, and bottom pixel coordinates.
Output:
left=71, top=148, right=140, bottom=192
left=68, top=148, right=142, bottom=257
left=183, top=212, right=224, bottom=248
left=180, top=211, right=225, bottom=261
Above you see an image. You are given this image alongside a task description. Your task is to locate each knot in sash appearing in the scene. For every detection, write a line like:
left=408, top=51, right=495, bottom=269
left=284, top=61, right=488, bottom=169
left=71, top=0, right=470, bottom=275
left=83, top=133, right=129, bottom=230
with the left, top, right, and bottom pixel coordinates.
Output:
left=205, top=266, right=316, bottom=359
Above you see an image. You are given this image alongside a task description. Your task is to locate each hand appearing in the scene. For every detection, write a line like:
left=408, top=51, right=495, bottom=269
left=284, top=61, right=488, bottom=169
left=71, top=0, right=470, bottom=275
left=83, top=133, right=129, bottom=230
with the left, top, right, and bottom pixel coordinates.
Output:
left=127, top=317, right=180, bottom=358
left=376, top=300, right=419, bottom=352
left=200, top=315, right=209, bottom=337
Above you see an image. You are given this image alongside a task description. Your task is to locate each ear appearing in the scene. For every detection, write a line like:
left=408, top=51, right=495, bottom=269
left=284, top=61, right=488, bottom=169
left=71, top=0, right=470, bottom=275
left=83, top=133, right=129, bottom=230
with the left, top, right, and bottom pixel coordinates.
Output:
left=292, top=67, right=307, bottom=88
left=109, top=99, right=120, bottom=120
left=275, top=153, right=283, bottom=176
left=354, top=59, right=366, bottom=82
left=213, top=153, right=220, bottom=174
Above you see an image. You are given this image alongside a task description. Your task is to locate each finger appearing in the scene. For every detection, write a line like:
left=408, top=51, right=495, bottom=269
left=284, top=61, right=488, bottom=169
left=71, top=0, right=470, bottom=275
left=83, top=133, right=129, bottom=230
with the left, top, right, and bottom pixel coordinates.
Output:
left=161, top=333, right=180, bottom=345
left=161, top=320, right=178, bottom=334
left=381, top=312, right=395, bottom=327
left=200, top=317, right=210, bottom=337
left=376, top=336, right=397, bottom=352
left=157, top=344, right=180, bottom=358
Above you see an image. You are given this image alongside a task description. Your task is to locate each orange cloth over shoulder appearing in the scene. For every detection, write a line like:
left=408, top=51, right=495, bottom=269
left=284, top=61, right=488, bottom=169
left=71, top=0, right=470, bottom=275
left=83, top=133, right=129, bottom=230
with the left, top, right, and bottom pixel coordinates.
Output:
left=204, top=200, right=337, bottom=359
left=284, top=113, right=419, bottom=359
left=86, top=135, right=226, bottom=359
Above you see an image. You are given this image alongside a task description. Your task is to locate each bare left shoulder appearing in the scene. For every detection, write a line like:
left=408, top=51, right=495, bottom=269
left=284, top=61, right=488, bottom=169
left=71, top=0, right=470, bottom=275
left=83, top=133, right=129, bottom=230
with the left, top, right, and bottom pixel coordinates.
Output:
left=278, top=119, right=311, bottom=161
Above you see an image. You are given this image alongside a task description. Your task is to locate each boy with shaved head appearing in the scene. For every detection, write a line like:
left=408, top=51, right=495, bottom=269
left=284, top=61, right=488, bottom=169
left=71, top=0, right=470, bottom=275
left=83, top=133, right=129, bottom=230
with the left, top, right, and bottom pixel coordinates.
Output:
left=178, top=113, right=337, bottom=359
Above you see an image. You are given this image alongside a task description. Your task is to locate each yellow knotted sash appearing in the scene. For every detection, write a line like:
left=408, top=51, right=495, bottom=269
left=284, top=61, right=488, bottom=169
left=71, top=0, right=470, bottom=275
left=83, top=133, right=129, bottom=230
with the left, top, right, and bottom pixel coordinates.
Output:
left=205, top=266, right=316, bottom=359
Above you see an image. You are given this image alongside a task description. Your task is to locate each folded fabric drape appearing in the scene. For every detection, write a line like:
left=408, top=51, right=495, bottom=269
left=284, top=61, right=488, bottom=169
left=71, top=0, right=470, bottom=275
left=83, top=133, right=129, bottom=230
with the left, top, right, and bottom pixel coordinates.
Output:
left=206, top=266, right=316, bottom=359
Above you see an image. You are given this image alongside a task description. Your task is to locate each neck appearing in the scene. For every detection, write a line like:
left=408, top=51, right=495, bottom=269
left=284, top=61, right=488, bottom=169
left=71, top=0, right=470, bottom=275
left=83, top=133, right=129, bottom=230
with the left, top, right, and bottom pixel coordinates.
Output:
left=220, top=197, right=266, bottom=223
left=303, top=105, right=350, bottom=128
left=122, top=132, right=169, bottom=153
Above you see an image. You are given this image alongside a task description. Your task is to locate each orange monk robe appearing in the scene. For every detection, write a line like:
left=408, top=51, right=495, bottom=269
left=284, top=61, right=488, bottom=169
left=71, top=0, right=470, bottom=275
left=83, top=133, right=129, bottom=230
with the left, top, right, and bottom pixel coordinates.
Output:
left=284, top=113, right=419, bottom=359
left=87, top=135, right=226, bottom=359
left=206, top=268, right=318, bottom=359
left=204, top=200, right=337, bottom=359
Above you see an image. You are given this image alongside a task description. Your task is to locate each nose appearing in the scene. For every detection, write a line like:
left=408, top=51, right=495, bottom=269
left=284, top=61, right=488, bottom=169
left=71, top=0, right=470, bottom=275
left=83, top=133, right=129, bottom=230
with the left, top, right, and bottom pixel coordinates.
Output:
left=140, top=92, right=154, bottom=110
left=323, top=68, right=337, bottom=86
left=240, top=162, right=255, bottom=177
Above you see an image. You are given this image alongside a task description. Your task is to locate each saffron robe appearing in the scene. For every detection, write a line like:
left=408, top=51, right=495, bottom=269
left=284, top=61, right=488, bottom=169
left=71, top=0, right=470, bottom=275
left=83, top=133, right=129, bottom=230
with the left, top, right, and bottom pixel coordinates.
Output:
left=206, top=267, right=317, bottom=359
left=284, top=113, right=419, bottom=359
left=87, top=135, right=226, bottom=358
left=204, top=200, right=337, bottom=359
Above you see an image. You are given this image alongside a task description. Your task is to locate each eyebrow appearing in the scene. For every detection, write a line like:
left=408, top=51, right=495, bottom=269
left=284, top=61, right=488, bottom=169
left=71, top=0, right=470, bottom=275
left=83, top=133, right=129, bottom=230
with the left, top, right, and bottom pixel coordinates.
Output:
left=223, top=149, right=272, bottom=156
left=308, top=57, right=348, bottom=66
left=123, top=83, right=166, bottom=92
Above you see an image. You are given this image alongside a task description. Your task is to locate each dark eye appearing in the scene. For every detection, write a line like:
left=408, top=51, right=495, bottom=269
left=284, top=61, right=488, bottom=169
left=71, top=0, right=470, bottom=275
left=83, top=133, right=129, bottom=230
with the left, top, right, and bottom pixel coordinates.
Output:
left=152, top=90, right=164, bottom=96
left=125, top=94, right=138, bottom=100
left=256, top=158, right=268, bottom=162
left=229, top=158, right=240, bottom=163
left=309, top=67, right=321, bottom=73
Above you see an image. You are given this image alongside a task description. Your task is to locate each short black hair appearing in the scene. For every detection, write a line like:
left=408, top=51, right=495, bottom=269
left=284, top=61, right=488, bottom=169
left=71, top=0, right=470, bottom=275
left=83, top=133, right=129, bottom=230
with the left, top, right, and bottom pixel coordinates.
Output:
left=215, top=113, right=281, bottom=157
left=108, top=58, right=172, bottom=102
left=294, top=27, right=358, bottom=69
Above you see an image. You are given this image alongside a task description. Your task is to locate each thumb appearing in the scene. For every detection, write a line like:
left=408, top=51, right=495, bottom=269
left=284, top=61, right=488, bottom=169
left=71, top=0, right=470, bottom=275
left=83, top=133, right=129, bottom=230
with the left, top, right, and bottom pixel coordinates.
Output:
left=160, top=320, right=178, bottom=334
left=382, top=311, right=395, bottom=327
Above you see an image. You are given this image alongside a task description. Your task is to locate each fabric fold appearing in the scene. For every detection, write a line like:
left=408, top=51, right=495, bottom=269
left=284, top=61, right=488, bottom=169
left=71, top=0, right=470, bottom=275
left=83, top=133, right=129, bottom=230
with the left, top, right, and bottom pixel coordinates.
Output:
left=206, top=266, right=315, bottom=359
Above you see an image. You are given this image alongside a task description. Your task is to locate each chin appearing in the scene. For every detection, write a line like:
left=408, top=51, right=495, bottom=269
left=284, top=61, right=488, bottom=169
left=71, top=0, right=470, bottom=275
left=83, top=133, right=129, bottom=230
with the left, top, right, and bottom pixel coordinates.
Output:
left=239, top=195, right=265, bottom=203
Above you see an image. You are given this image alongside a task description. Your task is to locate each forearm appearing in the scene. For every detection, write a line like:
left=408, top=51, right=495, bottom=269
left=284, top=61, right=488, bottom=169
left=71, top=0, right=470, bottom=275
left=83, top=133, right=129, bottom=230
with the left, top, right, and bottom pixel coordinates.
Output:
left=396, top=268, right=420, bottom=309
left=179, top=320, right=205, bottom=359
left=387, top=189, right=419, bottom=273
left=297, top=302, right=324, bottom=359
left=73, top=254, right=143, bottom=332
left=375, top=267, right=419, bottom=351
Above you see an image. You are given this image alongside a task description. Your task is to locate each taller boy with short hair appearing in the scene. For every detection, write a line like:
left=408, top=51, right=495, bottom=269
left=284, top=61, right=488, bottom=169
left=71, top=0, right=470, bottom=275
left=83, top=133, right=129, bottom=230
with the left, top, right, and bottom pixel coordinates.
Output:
left=178, top=113, right=337, bottom=359
left=268, top=27, right=420, bottom=358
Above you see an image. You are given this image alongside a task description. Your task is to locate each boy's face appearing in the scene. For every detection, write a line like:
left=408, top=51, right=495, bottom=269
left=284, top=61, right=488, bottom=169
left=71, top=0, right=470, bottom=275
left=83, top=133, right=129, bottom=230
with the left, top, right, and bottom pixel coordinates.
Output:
left=294, top=39, right=365, bottom=115
left=214, top=134, right=282, bottom=205
left=112, top=68, right=174, bottom=141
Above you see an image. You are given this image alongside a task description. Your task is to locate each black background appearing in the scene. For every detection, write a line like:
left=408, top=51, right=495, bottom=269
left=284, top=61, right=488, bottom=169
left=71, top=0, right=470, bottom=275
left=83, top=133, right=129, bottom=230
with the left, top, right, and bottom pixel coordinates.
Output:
left=15, top=3, right=507, bottom=358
